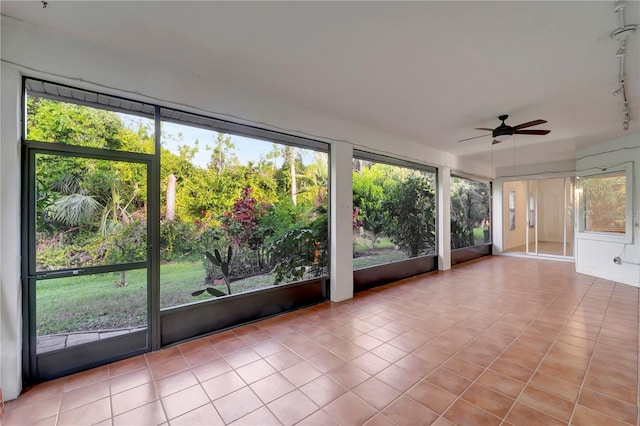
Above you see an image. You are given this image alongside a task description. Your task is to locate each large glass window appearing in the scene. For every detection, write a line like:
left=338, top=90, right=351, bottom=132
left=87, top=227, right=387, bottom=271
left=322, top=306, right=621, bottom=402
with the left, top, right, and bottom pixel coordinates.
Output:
left=450, top=176, right=491, bottom=249
left=578, top=168, right=631, bottom=238
left=352, top=157, right=436, bottom=270
left=159, top=116, right=328, bottom=308
left=34, top=154, right=148, bottom=271
left=26, top=94, right=155, bottom=154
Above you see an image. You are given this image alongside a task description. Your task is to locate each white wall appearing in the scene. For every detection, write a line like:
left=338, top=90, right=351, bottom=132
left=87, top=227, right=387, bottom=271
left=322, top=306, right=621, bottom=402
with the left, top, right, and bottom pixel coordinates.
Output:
left=575, top=132, right=640, bottom=286
left=0, top=64, right=22, bottom=400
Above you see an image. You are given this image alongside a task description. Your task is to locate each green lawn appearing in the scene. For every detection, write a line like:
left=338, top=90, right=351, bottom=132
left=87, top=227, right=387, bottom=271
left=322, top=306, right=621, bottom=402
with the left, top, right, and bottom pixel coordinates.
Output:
left=353, top=250, right=408, bottom=269
left=37, top=262, right=279, bottom=336
left=473, top=227, right=489, bottom=244
left=37, top=248, right=412, bottom=336
left=37, top=270, right=149, bottom=336
left=353, top=234, right=396, bottom=253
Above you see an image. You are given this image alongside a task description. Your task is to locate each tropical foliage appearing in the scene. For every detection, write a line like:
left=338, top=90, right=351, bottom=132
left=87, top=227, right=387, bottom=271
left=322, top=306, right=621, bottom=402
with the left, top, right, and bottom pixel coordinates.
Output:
left=352, top=162, right=437, bottom=264
left=28, top=96, right=330, bottom=312
left=450, top=177, right=491, bottom=249
left=580, top=173, right=626, bottom=233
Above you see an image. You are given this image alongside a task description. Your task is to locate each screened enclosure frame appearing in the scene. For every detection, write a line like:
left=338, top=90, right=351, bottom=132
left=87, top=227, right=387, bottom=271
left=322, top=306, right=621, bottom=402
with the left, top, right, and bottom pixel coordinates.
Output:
left=352, top=150, right=439, bottom=290
left=21, top=77, right=331, bottom=384
left=21, top=142, right=157, bottom=382
left=450, top=173, right=493, bottom=265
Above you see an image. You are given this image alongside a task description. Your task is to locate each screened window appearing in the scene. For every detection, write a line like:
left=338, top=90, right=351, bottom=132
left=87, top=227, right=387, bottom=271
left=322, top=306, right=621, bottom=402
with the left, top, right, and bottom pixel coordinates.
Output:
left=578, top=171, right=628, bottom=235
left=159, top=111, right=329, bottom=309
left=25, top=79, right=155, bottom=154
left=352, top=155, right=436, bottom=270
left=450, top=176, right=491, bottom=249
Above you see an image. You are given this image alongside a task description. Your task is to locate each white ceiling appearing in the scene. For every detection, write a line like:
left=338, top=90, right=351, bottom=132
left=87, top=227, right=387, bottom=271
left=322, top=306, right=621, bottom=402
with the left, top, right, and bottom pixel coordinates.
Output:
left=2, top=1, right=639, bottom=170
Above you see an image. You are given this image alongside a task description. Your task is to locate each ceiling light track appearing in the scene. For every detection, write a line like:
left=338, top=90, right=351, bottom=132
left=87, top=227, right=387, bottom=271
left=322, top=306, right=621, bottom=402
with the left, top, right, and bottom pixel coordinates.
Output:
left=611, top=1, right=638, bottom=131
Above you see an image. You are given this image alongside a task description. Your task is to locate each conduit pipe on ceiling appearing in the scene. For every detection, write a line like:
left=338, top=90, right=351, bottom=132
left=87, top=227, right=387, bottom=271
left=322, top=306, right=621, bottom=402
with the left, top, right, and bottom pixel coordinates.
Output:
left=611, top=1, right=638, bottom=131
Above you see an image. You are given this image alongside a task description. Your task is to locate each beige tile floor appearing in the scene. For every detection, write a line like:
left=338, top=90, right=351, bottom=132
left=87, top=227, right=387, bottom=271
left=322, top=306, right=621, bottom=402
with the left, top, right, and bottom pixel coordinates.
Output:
left=3, top=256, right=638, bottom=425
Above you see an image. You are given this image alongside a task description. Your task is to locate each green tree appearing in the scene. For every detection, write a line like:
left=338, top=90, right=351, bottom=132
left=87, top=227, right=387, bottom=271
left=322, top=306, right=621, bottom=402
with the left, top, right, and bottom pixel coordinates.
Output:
left=384, top=173, right=436, bottom=257
left=352, top=164, right=392, bottom=249
left=208, top=133, right=237, bottom=172
left=106, top=220, right=147, bottom=287
left=28, top=97, right=150, bottom=274
left=450, top=178, right=488, bottom=249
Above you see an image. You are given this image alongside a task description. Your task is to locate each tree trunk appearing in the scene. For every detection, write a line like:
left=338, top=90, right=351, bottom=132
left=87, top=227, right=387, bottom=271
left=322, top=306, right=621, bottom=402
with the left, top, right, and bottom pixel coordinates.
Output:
left=166, top=174, right=176, bottom=221
left=289, top=147, right=297, bottom=206
left=118, top=270, right=127, bottom=287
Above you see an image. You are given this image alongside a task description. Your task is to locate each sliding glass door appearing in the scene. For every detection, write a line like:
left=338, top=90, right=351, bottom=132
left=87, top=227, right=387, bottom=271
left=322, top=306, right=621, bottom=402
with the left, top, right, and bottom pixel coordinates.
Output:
left=504, top=177, right=574, bottom=258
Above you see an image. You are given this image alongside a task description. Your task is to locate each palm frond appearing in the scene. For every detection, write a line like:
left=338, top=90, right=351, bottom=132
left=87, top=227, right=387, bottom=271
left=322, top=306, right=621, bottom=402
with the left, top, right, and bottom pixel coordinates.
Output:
left=52, top=175, right=82, bottom=195
left=51, top=194, right=101, bottom=226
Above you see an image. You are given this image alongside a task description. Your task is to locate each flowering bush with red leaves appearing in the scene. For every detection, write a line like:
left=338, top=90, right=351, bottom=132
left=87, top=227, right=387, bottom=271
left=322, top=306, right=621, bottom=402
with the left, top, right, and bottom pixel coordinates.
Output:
left=221, top=187, right=270, bottom=250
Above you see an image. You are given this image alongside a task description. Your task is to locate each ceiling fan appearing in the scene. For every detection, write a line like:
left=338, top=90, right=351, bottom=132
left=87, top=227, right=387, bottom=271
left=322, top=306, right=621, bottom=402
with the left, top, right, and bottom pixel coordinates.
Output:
left=458, top=115, right=550, bottom=145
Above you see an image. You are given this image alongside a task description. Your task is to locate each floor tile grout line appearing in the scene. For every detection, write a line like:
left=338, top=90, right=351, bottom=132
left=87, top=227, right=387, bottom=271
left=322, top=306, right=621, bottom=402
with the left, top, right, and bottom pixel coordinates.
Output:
left=566, top=281, right=616, bottom=426
left=422, top=285, right=570, bottom=424
left=496, top=277, right=596, bottom=426
left=173, top=322, right=328, bottom=425
left=358, top=294, right=516, bottom=423
left=145, top=351, right=172, bottom=425
left=313, top=294, right=497, bottom=426
left=277, top=283, right=517, bottom=425
left=360, top=276, right=568, bottom=421
left=191, top=332, right=329, bottom=426
left=49, top=379, right=64, bottom=426
left=245, top=300, right=446, bottom=424
left=180, top=344, right=270, bottom=425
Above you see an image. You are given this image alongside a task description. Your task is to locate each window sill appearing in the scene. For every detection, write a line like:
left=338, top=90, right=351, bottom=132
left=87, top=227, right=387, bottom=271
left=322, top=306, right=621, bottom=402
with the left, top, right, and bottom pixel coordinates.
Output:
left=576, top=231, right=632, bottom=244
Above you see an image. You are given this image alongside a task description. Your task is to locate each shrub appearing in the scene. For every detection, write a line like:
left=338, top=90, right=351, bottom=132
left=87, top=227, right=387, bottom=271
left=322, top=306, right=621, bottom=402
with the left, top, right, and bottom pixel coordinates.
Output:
left=383, top=174, right=436, bottom=257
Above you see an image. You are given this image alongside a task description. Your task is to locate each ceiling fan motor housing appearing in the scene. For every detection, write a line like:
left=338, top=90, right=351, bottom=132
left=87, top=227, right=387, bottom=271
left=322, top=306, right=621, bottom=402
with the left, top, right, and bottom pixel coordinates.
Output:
left=493, top=115, right=513, bottom=138
left=493, top=126, right=513, bottom=138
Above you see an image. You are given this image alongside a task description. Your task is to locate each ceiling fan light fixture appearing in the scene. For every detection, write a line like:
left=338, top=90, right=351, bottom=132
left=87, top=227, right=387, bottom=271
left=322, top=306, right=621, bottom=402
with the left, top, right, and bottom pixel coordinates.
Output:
left=493, top=133, right=511, bottom=143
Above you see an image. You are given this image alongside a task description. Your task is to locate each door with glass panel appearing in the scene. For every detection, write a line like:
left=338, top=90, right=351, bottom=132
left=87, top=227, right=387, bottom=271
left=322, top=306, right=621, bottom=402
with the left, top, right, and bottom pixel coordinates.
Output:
left=526, top=180, right=537, bottom=255
left=524, top=177, right=575, bottom=257
left=25, top=151, right=151, bottom=381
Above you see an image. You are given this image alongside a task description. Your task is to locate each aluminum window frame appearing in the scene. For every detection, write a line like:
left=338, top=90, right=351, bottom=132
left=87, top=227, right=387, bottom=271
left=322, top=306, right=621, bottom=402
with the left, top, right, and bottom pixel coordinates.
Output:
left=576, top=162, right=633, bottom=244
left=21, top=77, right=332, bottom=383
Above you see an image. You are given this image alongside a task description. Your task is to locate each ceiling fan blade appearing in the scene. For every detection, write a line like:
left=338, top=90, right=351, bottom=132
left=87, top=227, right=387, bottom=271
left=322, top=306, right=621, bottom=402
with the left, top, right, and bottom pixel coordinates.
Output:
left=457, top=133, right=491, bottom=143
left=491, top=139, right=501, bottom=145
left=513, top=119, right=547, bottom=130
left=514, top=129, right=551, bottom=135
left=474, top=127, right=494, bottom=131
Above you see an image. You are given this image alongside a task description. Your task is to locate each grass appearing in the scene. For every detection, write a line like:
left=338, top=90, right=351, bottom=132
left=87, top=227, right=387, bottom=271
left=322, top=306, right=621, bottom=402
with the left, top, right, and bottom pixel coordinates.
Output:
left=37, top=248, right=411, bottom=336
left=353, top=250, right=408, bottom=269
left=353, top=234, right=396, bottom=253
left=160, top=261, right=278, bottom=308
left=473, top=227, right=490, bottom=244
left=37, top=270, right=149, bottom=336
left=36, top=261, right=301, bottom=336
